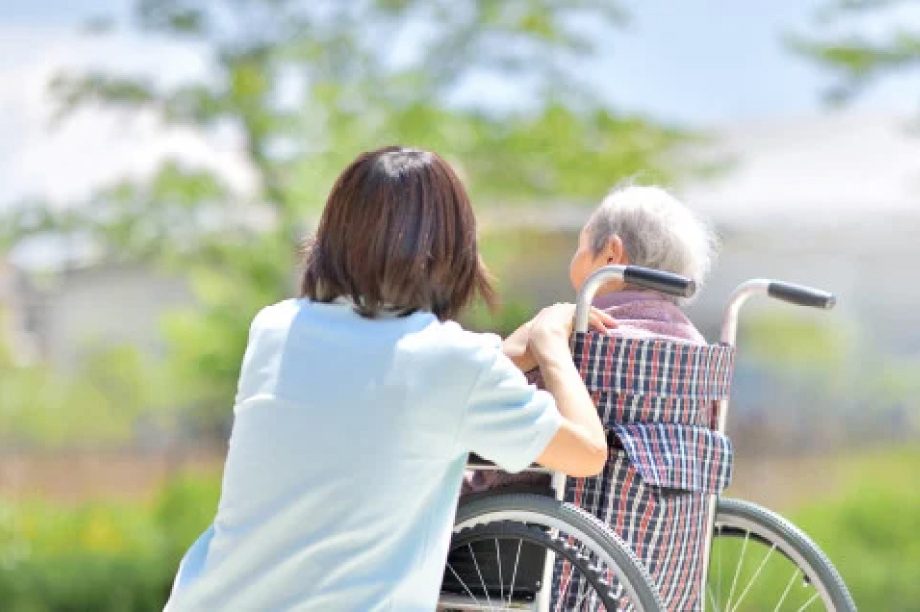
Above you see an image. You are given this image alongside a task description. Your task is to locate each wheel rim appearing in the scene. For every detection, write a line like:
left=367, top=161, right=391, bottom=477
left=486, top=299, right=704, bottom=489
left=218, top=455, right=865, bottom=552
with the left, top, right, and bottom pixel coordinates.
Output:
left=707, top=514, right=836, bottom=611
left=454, top=508, right=648, bottom=610
left=440, top=522, right=624, bottom=611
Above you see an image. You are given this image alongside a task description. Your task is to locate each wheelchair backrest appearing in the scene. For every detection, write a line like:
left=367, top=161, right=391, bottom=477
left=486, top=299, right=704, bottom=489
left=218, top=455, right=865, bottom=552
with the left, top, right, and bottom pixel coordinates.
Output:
left=572, top=331, right=736, bottom=494
left=573, top=332, right=735, bottom=430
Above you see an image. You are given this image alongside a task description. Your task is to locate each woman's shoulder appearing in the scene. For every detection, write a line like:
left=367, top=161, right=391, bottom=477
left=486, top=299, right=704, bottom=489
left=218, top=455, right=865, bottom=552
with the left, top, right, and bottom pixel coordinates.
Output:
left=253, top=298, right=299, bottom=321
left=246, top=299, right=300, bottom=335
left=434, top=320, right=501, bottom=349
left=411, top=320, right=505, bottom=369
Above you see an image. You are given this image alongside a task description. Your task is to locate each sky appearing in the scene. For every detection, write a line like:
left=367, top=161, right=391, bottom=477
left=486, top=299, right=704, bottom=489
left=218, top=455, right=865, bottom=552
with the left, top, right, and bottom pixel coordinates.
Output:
left=0, top=0, right=919, bottom=216
left=4, top=0, right=919, bottom=123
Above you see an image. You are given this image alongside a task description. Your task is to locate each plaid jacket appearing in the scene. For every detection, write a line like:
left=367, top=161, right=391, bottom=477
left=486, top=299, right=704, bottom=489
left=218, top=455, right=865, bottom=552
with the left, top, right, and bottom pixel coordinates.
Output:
left=553, top=332, right=736, bottom=611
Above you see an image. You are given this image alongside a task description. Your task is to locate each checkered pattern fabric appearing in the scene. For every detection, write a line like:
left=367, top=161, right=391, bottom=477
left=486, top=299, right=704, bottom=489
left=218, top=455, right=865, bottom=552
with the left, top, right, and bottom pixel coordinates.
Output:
left=611, top=423, right=732, bottom=495
left=553, top=333, right=736, bottom=611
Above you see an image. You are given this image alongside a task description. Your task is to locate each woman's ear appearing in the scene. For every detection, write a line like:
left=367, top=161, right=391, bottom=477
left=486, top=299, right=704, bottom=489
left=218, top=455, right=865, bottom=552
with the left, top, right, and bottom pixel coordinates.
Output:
left=604, top=235, right=628, bottom=265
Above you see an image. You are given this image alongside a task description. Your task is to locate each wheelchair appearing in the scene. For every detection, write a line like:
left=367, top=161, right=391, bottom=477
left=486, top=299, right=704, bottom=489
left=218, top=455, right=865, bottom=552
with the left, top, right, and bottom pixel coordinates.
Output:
left=438, top=265, right=857, bottom=611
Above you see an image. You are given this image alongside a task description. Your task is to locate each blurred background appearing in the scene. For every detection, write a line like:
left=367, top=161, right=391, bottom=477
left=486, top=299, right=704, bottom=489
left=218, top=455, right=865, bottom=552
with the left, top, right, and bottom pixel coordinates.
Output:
left=0, top=1, right=918, bottom=610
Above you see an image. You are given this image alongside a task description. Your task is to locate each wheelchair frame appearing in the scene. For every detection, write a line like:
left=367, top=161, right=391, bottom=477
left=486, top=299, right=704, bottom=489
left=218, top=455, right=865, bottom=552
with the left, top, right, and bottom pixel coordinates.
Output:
left=578, top=269, right=845, bottom=611
left=443, top=265, right=853, bottom=611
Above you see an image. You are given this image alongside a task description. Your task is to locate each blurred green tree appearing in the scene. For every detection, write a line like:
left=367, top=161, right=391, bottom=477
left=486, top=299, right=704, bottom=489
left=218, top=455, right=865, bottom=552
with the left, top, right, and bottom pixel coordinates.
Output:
left=0, top=338, right=176, bottom=448
left=2, top=0, right=690, bottom=438
left=787, top=0, right=920, bottom=105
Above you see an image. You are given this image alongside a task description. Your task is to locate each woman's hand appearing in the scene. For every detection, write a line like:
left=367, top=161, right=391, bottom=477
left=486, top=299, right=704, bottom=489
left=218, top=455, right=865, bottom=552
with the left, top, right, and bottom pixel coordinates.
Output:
left=529, top=304, right=615, bottom=476
left=502, top=319, right=538, bottom=373
left=527, top=304, right=617, bottom=366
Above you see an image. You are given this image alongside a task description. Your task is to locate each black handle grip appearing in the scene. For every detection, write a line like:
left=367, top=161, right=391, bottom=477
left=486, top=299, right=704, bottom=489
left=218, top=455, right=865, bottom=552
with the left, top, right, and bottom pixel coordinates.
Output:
left=467, top=453, right=495, bottom=468
left=624, top=266, right=696, bottom=299
left=767, top=281, right=836, bottom=310
left=467, top=453, right=539, bottom=470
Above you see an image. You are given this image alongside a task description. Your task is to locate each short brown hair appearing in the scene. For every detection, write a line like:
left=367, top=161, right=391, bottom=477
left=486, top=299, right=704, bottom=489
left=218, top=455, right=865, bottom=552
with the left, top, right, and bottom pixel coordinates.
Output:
left=301, top=146, right=495, bottom=320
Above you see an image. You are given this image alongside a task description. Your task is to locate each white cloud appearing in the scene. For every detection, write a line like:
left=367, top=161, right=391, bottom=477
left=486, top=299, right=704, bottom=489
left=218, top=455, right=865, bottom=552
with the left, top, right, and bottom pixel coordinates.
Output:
left=2, top=17, right=918, bottom=235
left=0, top=25, right=257, bottom=207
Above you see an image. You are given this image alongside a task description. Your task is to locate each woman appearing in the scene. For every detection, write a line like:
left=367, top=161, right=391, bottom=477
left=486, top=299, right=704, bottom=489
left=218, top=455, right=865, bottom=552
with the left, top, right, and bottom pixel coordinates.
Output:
left=163, top=146, right=614, bottom=612
left=465, top=184, right=717, bottom=494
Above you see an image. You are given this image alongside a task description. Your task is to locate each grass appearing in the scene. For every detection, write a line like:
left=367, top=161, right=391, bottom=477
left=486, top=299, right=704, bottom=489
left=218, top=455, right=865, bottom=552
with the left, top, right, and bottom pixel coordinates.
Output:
left=716, top=446, right=920, bottom=611
left=0, top=447, right=916, bottom=610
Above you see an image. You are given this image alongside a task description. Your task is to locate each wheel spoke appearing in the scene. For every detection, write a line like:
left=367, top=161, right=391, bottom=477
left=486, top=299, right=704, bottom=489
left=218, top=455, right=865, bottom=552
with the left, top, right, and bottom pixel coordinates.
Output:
left=708, top=583, right=720, bottom=612
left=795, top=591, right=821, bottom=612
left=726, top=530, right=750, bottom=609
left=447, top=562, right=483, bottom=607
left=773, top=569, right=799, bottom=612
left=468, top=543, right=494, bottom=609
left=717, top=524, right=723, bottom=612
left=706, top=500, right=854, bottom=612
left=494, top=538, right=503, bottom=604
left=445, top=496, right=671, bottom=612
left=730, top=544, right=776, bottom=612
left=506, top=539, right=522, bottom=608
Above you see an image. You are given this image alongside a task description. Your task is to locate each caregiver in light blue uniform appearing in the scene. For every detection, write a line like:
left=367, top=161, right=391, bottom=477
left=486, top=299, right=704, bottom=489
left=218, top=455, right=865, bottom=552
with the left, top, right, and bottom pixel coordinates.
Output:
left=164, top=146, right=613, bottom=612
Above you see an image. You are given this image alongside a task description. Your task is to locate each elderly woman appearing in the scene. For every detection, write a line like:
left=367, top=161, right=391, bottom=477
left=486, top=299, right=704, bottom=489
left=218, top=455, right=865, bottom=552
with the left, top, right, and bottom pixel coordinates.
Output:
left=465, top=184, right=718, bottom=494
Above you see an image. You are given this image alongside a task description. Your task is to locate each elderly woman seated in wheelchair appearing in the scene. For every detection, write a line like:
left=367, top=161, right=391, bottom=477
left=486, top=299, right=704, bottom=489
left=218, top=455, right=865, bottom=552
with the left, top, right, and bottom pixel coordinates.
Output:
left=445, top=185, right=729, bottom=611
left=440, top=186, right=854, bottom=611
left=467, top=185, right=718, bottom=491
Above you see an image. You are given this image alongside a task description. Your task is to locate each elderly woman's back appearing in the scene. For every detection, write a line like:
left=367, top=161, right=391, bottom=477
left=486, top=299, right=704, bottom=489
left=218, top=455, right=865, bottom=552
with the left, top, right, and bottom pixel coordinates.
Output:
left=462, top=290, right=707, bottom=495
left=463, top=185, right=717, bottom=497
left=461, top=184, right=732, bottom=611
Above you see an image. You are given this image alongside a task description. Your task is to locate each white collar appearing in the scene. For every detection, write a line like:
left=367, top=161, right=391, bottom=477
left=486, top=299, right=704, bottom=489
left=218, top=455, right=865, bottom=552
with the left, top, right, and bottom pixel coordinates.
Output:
left=331, top=296, right=406, bottom=319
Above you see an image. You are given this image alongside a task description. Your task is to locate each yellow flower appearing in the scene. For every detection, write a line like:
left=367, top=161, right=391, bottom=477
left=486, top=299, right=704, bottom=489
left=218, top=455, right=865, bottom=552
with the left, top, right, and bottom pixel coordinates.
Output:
left=81, top=514, right=124, bottom=553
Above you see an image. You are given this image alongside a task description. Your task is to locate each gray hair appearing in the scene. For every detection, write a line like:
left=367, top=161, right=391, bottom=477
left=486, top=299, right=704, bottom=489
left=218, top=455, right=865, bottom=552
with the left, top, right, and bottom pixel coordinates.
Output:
left=587, top=185, right=718, bottom=300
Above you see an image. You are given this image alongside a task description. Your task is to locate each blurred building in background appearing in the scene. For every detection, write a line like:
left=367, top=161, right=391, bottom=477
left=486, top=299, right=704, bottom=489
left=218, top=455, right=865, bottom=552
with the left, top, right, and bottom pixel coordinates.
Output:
left=0, top=258, right=41, bottom=364
left=2, top=112, right=918, bottom=453
left=1, top=259, right=193, bottom=369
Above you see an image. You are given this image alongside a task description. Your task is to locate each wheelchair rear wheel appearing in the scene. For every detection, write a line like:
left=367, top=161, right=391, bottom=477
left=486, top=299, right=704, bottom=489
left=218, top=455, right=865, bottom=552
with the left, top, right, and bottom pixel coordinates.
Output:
left=440, top=493, right=665, bottom=611
left=707, top=498, right=856, bottom=612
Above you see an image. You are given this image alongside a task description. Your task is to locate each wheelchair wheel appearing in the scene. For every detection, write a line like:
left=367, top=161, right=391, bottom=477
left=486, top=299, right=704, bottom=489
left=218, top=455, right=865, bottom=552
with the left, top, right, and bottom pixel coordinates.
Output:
left=440, top=493, right=665, bottom=611
left=708, top=498, right=856, bottom=612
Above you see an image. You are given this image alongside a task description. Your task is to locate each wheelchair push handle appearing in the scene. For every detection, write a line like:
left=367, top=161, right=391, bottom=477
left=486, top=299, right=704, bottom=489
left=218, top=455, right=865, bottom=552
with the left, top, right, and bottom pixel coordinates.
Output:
left=721, top=278, right=838, bottom=346
left=767, top=281, right=836, bottom=310
left=624, top=267, right=697, bottom=299
left=574, top=265, right=696, bottom=333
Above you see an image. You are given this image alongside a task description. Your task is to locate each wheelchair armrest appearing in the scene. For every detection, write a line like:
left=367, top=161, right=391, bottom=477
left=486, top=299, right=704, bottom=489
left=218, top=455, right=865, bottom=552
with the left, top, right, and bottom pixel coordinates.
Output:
left=467, top=454, right=547, bottom=471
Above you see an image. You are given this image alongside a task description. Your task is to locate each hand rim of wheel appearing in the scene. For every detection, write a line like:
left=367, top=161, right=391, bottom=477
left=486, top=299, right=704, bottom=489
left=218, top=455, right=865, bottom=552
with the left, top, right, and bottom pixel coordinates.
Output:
left=453, top=493, right=663, bottom=612
left=443, top=520, right=621, bottom=611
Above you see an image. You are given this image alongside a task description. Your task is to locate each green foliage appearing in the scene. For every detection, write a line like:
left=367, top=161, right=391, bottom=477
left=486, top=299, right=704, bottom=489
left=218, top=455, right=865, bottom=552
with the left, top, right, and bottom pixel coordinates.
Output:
left=2, top=451, right=918, bottom=610
left=0, top=342, right=177, bottom=447
left=709, top=448, right=920, bottom=611
left=1, top=0, right=690, bottom=438
left=785, top=448, right=920, bottom=610
left=741, top=312, right=853, bottom=371
left=0, top=475, right=220, bottom=612
left=866, top=357, right=920, bottom=406
left=463, top=298, right=536, bottom=337
left=151, top=475, right=222, bottom=561
left=740, top=313, right=920, bottom=425
left=787, top=0, right=920, bottom=104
